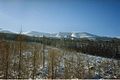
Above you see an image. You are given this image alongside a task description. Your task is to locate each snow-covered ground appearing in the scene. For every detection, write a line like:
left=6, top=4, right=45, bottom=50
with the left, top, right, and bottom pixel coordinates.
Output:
left=0, top=42, right=119, bottom=79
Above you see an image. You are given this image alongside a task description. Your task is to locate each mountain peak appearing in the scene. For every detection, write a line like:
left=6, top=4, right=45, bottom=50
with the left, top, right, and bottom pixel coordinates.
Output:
left=25, top=31, right=99, bottom=40
left=0, top=29, right=119, bottom=40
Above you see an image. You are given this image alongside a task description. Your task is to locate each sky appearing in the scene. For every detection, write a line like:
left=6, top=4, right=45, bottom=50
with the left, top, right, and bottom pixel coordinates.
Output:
left=0, top=0, right=120, bottom=36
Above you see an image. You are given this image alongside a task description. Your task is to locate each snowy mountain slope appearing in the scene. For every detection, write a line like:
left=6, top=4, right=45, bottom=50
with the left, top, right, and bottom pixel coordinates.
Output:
left=0, top=28, right=119, bottom=40
left=55, top=32, right=71, bottom=38
left=114, top=36, right=120, bottom=39
left=26, top=31, right=99, bottom=40
left=0, top=28, right=13, bottom=33
left=26, top=31, right=51, bottom=37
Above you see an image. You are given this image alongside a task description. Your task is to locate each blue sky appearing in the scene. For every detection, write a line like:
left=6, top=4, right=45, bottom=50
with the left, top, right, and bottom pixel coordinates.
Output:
left=0, top=0, right=120, bottom=36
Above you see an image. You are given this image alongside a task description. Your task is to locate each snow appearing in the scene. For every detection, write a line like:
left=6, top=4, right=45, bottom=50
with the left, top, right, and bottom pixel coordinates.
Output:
left=56, top=33, right=61, bottom=38
left=1, top=28, right=119, bottom=40
left=0, top=43, right=119, bottom=79
left=71, top=33, right=77, bottom=38
left=25, top=31, right=97, bottom=39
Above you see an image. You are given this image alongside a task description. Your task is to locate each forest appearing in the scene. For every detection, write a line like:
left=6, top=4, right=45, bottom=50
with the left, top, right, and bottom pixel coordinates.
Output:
left=0, top=32, right=120, bottom=79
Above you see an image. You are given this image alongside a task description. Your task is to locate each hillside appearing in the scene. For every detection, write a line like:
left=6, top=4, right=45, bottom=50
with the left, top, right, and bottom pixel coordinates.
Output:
left=0, top=37, right=120, bottom=79
left=0, top=32, right=120, bottom=60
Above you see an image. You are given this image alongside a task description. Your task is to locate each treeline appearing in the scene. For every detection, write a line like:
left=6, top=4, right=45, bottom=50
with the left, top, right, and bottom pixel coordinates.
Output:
left=0, top=32, right=120, bottom=59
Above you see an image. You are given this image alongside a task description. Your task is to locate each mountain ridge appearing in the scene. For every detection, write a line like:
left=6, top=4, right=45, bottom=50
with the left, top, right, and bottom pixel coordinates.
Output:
left=26, top=31, right=98, bottom=39
left=0, top=28, right=120, bottom=40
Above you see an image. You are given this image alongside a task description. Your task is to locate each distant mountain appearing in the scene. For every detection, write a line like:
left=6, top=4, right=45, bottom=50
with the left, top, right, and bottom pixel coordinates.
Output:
left=26, top=31, right=120, bottom=41
left=25, top=31, right=50, bottom=37
left=26, top=31, right=99, bottom=40
left=115, top=36, right=120, bottom=39
left=0, top=28, right=13, bottom=33
left=0, top=28, right=119, bottom=40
